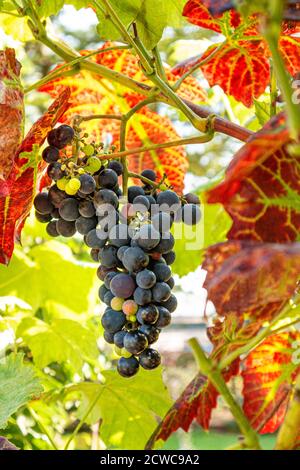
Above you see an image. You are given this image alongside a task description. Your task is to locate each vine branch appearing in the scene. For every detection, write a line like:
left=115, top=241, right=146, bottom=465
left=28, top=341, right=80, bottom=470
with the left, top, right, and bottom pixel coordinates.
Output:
left=188, top=338, right=261, bottom=450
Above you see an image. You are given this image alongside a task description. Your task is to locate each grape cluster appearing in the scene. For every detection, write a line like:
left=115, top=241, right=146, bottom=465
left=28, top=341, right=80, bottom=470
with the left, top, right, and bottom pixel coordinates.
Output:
left=34, top=124, right=201, bottom=378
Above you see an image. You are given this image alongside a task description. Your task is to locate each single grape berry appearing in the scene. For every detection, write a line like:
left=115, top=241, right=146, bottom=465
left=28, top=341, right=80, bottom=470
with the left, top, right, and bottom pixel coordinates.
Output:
left=108, top=160, right=123, bottom=176
left=136, top=305, right=159, bottom=325
left=46, top=220, right=59, bottom=237
left=123, top=331, right=148, bottom=355
left=98, top=284, right=109, bottom=302
left=184, top=193, right=200, bottom=205
left=75, top=216, right=97, bottom=235
left=94, top=189, right=119, bottom=209
left=97, top=265, right=116, bottom=282
left=101, top=308, right=126, bottom=333
left=111, top=297, right=124, bottom=311
left=42, top=146, right=59, bottom=163
left=87, top=156, right=102, bottom=173
left=122, top=300, right=138, bottom=316
left=156, top=190, right=180, bottom=210
left=110, top=273, right=136, bottom=299
left=155, top=306, right=171, bottom=328
left=152, top=263, right=172, bottom=282
left=65, top=178, right=81, bottom=196
left=139, top=348, right=161, bottom=370
left=104, top=271, right=118, bottom=289
left=99, top=169, right=118, bottom=189
left=47, top=162, right=65, bottom=181
left=79, top=174, right=96, bottom=194
left=136, top=269, right=156, bottom=289
left=181, top=204, right=201, bottom=225
left=163, top=251, right=176, bottom=265
left=103, top=290, right=114, bottom=306
left=138, top=325, right=160, bottom=345
left=35, top=211, right=52, bottom=223
left=104, top=330, right=114, bottom=344
left=167, top=276, right=175, bottom=289
left=59, top=198, right=80, bottom=221
left=90, top=248, right=100, bottom=262
left=152, top=282, right=171, bottom=302
left=122, top=247, right=149, bottom=273
left=85, top=229, right=107, bottom=248
left=141, top=169, right=156, bottom=182
left=98, top=245, right=118, bottom=268
left=34, top=193, right=54, bottom=215
left=128, top=186, right=145, bottom=203
left=114, top=330, right=127, bottom=349
left=79, top=200, right=95, bottom=218
left=161, top=293, right=177, bottom=313
left=117, top=245, right=130, bottom=262
left=155, top=233, right=175, bottom=254
left=135, top=224, right=160, bottom=251
left=48, top=185, right=66, bottom=207
left=56, top=219, right=76, bottom=237
left=133, top=287, right=152, bottom=306
left=117, top=356, right=139, bottom=378
left=47, top=125, right=74, bottom=149
left=133, top=195, right=150, bottom=211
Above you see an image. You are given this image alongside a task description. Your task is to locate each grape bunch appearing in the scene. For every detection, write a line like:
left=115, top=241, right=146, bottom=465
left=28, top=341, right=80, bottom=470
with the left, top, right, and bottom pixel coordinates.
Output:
left=34, top=124, right=201, bottom=378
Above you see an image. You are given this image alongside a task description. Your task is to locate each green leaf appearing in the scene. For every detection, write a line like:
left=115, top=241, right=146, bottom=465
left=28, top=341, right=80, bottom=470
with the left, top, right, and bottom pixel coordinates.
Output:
left=254, top=99, right=270, bottom=127
left=0, top=241, right=98, bottom=314
left=135, top=0, right=186, bottom=49
left=64, top=368, right=171, bottom=449
left=0, top=14, right=33, bottom=41
left=172, top=203, right=232, bottom=277
left=95, top=0, right=185, bottom=48
left=34, top=0, right=64, bottom=17
left=0, top=353, right=42, bottom=429
left=17, top=317, right=98, bottom=369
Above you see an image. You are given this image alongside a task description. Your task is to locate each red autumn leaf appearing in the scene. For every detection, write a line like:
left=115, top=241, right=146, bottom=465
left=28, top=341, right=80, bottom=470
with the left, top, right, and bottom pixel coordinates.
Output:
left=0, top=49, right=24, bottom=195
left=179, top=1, right=300, bottom=106
left=206, top=113, right=300, bottom=243
left=38, top=44, right=206, bottom=193
left=203, top=240, right=300, bottom=316
left=145, top=373, right=218, bottom=449
left=0, top=88, right=70, bottom=265
left=242, top=333, right=300, bottom=433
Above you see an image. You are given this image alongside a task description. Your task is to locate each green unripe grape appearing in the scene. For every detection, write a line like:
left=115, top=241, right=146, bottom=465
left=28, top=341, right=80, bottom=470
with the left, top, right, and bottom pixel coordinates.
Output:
left=83, top=144, right=94, bottom=156
left=68, top=178, right=81, bottom=191
left=87, top=156, right=102, bottom=173
left=129, top=314, right=137, bottom=323
left=57, top=177, right=68, bottom=191
left=111, top=297, right=124, bottom=311
left=114, top=346, right=123, bottom=356
left=65, top=178, right=80, bottom=195
left=121, top=348, right=132, bottom=359
left=84, top=165, right=93, bottom=174
left=77, top=167, right=85, bottom=175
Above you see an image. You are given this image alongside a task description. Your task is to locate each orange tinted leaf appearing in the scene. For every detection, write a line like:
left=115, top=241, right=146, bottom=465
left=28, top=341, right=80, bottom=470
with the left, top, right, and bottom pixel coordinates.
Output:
left=279, top=33, right=300, bottom=77
left=183, top=0, right=222, bottom=33
left=206, top=113, right=300, bottom=243
left=0, top=89, right=70, bottom=265
left=242, top=333, right=300, bottom=433
left=0, top=49, right=24, bottom=194
left=203, top=240, right=300, bottom=316
left=146, top=373, right=218, bottom=449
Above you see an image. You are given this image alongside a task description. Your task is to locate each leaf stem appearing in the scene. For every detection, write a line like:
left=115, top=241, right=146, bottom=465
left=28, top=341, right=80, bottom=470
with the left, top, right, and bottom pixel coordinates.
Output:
left=28, top=407, right=58, bottom=450
left=97, top=132, right=215, bottom=161
left=188, top=338, right=261, bottom=450
left=64, top=389, right=103, bottom=450
left=275, top=374, right=300, bottom=450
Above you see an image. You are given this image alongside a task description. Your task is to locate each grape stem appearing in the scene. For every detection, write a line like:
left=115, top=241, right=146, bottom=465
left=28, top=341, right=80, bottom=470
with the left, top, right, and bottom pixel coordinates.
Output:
left=97, top=132, right=215, bottom=162
left=188, top=338, right=261, bottom=450
left=128, top=172, right=169, bottom=191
